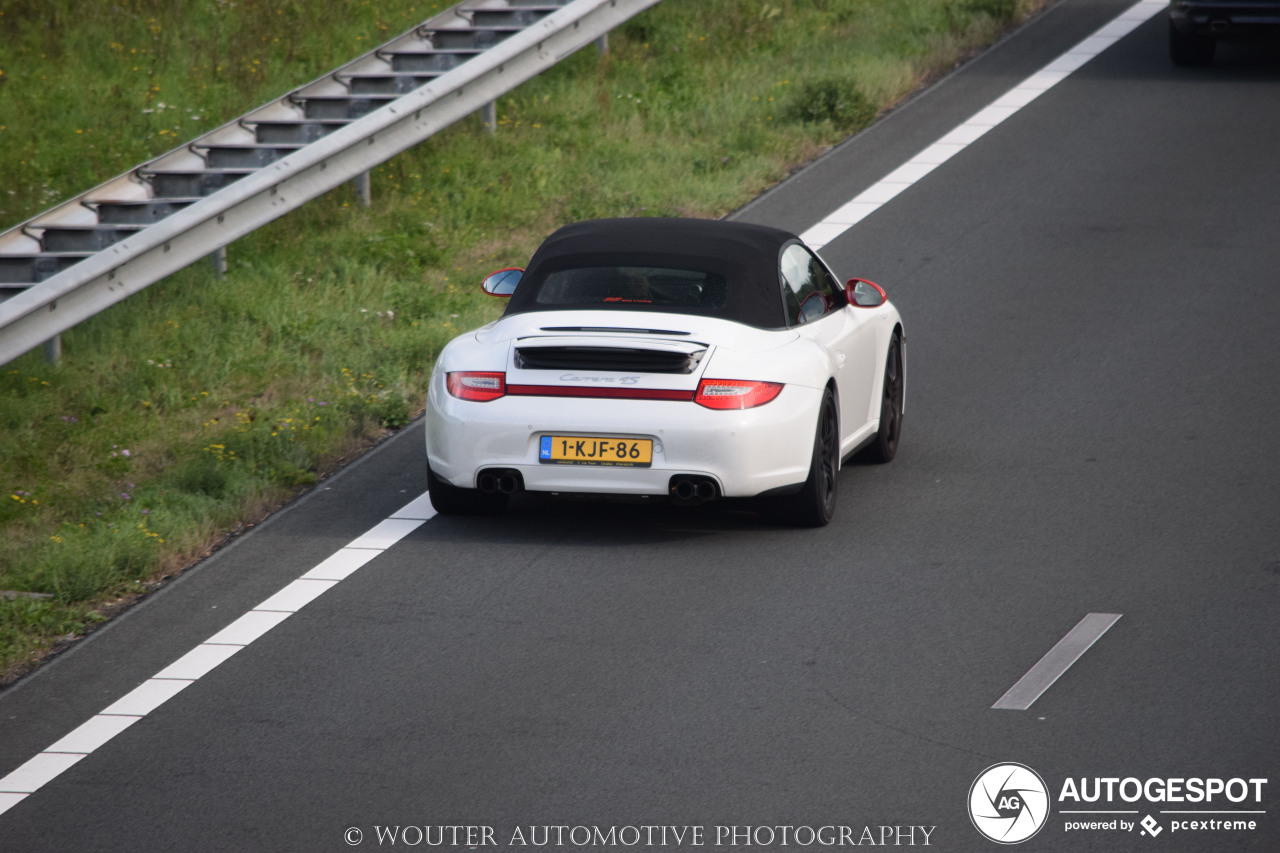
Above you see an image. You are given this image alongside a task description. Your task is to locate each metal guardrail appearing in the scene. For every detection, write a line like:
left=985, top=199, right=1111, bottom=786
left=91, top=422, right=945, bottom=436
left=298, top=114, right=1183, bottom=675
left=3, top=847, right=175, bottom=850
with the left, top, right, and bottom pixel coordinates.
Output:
left=0, top=0, right=662, bottom=366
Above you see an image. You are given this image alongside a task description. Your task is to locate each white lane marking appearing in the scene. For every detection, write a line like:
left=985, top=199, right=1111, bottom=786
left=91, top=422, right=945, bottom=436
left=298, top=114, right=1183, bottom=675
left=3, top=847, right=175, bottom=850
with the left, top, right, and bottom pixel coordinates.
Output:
left=152, top=643, right=245, bottom=681
left=100, top=679, right=195, bottom=716
left=801, top=0, right=1166, bottom=250
left=45, top=716, right=143, bottom=754
left=301, top=548, right=381, bottom=581
left=253, top=578, right=339, bottom=612
left=389, top=492, right=436, bottom=519
left=0, top=492, right=437, bottom=818
left=203, top=610, right=292, bottom=646
left=348, top=517, right=428, bottom=550
left=0, top=754, right=86, bottom=794
left=992, top=613, right=1122, bottom=710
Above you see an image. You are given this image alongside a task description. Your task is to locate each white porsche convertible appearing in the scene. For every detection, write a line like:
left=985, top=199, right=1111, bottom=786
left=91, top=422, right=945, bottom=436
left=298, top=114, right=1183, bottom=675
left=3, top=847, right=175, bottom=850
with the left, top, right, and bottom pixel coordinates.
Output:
left=424, top=218, right=904, bottom=526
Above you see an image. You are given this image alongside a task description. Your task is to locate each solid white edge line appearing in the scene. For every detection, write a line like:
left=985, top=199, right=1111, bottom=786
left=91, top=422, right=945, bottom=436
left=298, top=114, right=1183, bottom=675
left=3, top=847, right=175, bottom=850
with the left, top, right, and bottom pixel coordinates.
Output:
left=301, top=548, right=381, bottom=581
left=100, top=678, right=196, bottom=717
left=856, top=181, right=914, bottom=205
left=44, top=715, right=143, bottom=755
left=913, top=142, right=967, bottom=164
left=992, top=613, right=1122, bottom=710
left=0, top=792, right=27, bottom=816
left=203, top=610, right=293, bottom=645
left=967, top=105, right=1020, bottom=127
left=252, top=578, right=340, bottom=613
left=800, top=0, right=1166, bottom=251
left=0, top=495, right=433, bottom=817
left=937, top=123, right=992, bottom=146
left=1044, top=52, right=1096, bottom=74
left=151, top=643, right=245, bottom=681
left=882, top=161, right=940, bottom=184
left=390, top=492, right=438, bottom=520
left=346, top=517, right=428, bottom=550
left=803, top=222, right=854, bottom=247
left=0, top=754, right=86, bottom=795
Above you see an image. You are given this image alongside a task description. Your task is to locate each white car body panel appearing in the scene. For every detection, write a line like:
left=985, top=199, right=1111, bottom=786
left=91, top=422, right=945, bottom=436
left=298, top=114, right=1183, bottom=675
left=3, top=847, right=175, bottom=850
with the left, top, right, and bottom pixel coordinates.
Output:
left=425, top=302, right=902, bottom=499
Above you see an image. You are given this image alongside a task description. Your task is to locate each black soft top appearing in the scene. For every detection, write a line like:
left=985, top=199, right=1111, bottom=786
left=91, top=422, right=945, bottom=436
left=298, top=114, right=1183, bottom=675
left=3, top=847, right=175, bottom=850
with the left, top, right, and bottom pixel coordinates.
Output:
left=503, top=218, right=798, bottom=329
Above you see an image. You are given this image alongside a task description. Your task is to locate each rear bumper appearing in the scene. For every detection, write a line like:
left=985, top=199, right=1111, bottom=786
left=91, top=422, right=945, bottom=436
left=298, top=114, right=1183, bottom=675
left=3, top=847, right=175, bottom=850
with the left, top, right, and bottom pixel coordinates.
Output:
left=424, top=376, right=824, bottom=499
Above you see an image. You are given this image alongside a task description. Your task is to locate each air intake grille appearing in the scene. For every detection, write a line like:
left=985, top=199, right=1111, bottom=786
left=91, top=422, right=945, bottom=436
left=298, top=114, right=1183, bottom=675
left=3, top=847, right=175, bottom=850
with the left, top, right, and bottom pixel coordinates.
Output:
left=515, top=346, right=704, bottom=374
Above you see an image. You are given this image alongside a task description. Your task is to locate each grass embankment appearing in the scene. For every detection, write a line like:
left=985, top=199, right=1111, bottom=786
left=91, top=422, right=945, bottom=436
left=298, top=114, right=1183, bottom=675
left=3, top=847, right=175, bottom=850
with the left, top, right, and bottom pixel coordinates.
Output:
left=0, top=0, right=1042, bottom=682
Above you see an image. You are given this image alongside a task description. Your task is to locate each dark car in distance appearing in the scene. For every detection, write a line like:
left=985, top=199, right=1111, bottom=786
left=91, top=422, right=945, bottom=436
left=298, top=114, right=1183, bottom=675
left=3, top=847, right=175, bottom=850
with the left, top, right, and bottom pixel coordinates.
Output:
left=1167, top=1, right=1280, bottom=64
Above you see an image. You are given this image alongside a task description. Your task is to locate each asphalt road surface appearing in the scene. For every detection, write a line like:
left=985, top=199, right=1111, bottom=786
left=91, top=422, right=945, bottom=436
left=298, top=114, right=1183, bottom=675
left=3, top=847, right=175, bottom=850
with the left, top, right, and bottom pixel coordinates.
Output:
left=2, top=1, right=1277, bottom=850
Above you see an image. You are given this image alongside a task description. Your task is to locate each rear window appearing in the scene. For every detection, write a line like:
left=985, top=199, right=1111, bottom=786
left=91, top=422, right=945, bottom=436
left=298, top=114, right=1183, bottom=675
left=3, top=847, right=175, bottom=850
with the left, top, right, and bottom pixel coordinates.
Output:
left=530, top=266, right=729, bottom=312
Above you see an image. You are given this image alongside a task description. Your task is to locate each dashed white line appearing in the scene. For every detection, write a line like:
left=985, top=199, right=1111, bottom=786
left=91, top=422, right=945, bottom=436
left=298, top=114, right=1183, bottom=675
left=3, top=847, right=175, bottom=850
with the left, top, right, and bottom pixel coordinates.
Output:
left=0, top=492, right=436, bottom=818
left=801, top=0, right=1166, bottom=251
left=993, top=613, right=1122, bottom=710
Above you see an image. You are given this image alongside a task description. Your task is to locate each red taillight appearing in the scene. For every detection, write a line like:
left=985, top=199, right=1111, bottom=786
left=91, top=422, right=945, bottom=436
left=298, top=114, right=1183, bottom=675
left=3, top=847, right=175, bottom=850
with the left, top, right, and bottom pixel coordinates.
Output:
left=694, top=379, right=783, bottom=410
left=446, top=371, right=506, bottom=402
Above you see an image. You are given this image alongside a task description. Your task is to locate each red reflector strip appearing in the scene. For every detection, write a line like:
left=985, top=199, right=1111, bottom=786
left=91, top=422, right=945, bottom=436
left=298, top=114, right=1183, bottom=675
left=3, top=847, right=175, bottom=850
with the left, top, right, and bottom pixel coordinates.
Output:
left=507, top=384, right=695, bottom=402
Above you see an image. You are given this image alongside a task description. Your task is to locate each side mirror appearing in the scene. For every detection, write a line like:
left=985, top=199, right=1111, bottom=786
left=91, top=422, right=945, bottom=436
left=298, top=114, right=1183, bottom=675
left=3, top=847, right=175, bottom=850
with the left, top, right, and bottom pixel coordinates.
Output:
left=846, top=277, right=887, bottom=308
left=482, top=268, right=524, bottom=298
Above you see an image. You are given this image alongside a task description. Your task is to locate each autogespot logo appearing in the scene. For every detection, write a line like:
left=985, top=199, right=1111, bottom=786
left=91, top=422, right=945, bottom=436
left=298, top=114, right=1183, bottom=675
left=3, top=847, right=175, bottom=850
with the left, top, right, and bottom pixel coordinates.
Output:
left=969, top=763, right=1050, bottom=844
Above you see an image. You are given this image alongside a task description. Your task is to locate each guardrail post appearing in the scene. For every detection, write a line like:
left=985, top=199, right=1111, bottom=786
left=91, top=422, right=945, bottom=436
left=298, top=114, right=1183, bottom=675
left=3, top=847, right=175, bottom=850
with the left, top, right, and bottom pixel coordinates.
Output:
left=596, top=34, right=609, bottom=55
left=44, top=335, right=61, bottom=366
left=209, top=247, right=228, bottom=278
left=353, top=171, right=372, bottom=207
left=481, top=101, right=497, bottom=134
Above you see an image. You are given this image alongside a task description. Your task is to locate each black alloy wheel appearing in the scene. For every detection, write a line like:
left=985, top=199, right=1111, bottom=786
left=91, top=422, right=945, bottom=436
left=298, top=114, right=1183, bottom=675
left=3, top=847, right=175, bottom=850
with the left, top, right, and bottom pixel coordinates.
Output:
left=863, top=333, right=904, bottom=464
left=782, top=387, right=840, bottom=527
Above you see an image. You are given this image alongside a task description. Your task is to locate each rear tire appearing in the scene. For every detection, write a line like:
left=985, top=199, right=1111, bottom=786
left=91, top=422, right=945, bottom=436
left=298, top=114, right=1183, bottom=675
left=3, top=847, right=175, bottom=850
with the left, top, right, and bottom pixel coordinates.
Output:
left=861, top=333, right=904, bottom=464
left=779, top=387, right=840, bottom=527
left=1169, top=19, right=1215, bottom=66
left=427, top=462, right=508, bottom=515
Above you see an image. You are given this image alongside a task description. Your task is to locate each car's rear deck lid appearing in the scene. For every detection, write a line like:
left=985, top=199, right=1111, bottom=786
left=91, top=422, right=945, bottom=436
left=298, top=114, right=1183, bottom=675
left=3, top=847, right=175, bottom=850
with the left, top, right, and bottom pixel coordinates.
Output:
left=514, top=337, right=707, bottom=374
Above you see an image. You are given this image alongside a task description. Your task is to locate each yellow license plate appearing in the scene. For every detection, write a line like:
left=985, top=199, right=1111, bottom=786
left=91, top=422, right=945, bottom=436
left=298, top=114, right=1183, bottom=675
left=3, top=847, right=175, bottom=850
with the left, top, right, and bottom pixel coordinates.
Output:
left=539, top=435, right=653, bottom=467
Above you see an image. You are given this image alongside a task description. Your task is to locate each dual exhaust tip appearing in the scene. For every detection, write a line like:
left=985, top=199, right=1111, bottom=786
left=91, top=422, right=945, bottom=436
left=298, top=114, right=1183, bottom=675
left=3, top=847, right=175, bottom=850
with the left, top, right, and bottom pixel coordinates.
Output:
left=668, top=475, right=719, bottom=507
left=477, top=469, right=719, bottom=505
left=477, top=468, right=523, bottom=495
